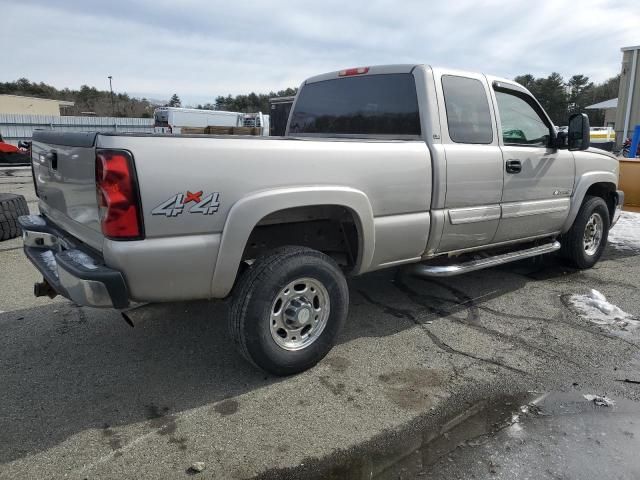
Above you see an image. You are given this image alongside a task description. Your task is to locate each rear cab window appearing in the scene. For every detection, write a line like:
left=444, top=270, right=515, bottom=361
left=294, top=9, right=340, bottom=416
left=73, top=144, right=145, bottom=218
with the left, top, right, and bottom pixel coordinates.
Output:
left=441, top=75, right=493, bottom=144
left=288, top=73, right=421, bottom=138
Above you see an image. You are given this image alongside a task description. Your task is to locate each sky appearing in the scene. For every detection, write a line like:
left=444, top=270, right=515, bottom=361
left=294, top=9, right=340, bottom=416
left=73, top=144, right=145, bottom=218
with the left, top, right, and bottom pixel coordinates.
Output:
left=1, top=0, right=638, bottom=106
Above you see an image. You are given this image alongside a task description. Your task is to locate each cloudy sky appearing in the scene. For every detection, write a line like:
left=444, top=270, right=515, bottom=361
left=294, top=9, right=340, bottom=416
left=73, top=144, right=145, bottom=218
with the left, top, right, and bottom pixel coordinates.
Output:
left=1, top=0, right=638, bottom=105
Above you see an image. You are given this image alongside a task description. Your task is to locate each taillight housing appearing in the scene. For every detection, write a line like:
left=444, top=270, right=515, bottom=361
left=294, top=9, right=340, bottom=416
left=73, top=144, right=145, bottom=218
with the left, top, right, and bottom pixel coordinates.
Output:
left=95, top=149, right=144, bottom=240
left=338, top=67, right=369, bottom=77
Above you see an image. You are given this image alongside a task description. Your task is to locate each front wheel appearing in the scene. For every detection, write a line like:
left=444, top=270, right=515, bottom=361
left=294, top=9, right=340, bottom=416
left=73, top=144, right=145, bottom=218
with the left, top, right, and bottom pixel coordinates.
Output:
left=228, top=246, right=349, bottom=376
left=560, top=195, right=610, bottom=269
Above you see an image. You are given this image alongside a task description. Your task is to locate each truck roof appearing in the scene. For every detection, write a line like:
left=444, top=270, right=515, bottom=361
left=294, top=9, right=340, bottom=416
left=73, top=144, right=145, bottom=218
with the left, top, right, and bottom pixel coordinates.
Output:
left=303, top=64, right=519, bottom=90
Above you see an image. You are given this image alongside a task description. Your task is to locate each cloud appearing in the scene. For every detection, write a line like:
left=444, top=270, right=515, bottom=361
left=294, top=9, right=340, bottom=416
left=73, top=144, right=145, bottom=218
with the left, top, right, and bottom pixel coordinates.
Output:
left=1, top=0, right=637, bottom=105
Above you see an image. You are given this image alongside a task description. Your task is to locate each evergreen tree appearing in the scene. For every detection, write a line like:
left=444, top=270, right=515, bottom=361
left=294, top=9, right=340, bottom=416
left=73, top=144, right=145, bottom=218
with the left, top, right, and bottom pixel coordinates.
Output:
left=514, top=73, right=620, bottom=126
left=168, top=94, right=181, bottom=107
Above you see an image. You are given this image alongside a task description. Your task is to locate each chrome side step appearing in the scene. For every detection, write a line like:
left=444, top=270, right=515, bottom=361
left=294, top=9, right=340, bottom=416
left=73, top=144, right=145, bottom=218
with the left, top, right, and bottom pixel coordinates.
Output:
left=410, top=241, right=561, bottom=277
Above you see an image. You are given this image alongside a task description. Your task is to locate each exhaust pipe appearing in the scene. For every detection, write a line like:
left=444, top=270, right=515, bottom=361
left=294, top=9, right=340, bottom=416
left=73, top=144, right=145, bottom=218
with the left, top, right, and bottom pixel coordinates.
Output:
left=34, top=280, right=58, bottom=299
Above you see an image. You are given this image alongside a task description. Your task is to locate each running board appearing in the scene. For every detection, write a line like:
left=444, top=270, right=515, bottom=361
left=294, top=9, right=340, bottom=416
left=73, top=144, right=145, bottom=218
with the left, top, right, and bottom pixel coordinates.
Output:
left=410, top=241, right=561, bottom=277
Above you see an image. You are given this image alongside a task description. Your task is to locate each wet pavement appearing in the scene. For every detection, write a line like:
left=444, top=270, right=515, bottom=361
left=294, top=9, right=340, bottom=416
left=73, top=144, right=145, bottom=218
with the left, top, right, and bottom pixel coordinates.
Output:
left=380, top=391, right=640, bottom=479
left=257, top=391, right=640, bottom=479
left=1, top=168, right=640, bottom=479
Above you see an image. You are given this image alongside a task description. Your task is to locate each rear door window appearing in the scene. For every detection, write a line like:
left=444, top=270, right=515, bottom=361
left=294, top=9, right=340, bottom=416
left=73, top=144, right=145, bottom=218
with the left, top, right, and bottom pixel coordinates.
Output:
left=288, top=74, right=421, bottom=137
left=441, top=75, right=493, bottom=144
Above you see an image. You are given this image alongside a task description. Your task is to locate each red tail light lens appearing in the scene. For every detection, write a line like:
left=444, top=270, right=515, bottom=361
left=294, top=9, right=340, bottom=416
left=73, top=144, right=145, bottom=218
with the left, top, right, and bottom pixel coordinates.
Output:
left=96, top=150, right=144, bottom=240
left=338, top=67, right=369, bottom=77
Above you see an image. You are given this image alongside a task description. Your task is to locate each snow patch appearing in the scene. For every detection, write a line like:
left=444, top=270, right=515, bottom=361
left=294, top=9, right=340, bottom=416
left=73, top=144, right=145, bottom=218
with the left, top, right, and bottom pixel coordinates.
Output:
left=569, top=289, right=638, bottom=329
left=583, top=394, right=615, bottom=407
left=608, top=211, right=640, bottom=251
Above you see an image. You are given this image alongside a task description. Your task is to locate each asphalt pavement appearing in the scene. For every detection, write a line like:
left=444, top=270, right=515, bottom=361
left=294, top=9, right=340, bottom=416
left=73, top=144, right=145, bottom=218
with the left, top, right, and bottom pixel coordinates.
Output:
left=1, top=167, right=640, bottom=479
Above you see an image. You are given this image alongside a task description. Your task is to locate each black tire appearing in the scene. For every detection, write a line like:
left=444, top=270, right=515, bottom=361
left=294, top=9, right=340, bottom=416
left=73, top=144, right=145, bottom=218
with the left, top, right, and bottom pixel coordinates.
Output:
left=229, top=246, right=349, bottom=376
left=0, top=193, right=29, bottom=241
left=560, top=195, right=609, bottom=269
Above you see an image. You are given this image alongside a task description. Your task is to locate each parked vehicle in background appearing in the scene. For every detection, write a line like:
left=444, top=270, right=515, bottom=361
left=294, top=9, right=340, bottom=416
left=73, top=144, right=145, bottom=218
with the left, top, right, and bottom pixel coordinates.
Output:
left=241, top=112, right=270, bottom=136
left=269, top=96, right=295, bottom=136
left=589, top=126, right=616, bottom=151
left=154, top=107, right=269, bottom=136
left=0, top=134, right=30, bottom=164
left=21, top=64, right=624, bottom=376
left=153, top=107, right=243, bottom=134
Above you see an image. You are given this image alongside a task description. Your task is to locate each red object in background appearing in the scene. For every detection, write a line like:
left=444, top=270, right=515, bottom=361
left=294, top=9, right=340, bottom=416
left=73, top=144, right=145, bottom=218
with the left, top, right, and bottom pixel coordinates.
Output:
left=0, top=142, right=20, bottom=154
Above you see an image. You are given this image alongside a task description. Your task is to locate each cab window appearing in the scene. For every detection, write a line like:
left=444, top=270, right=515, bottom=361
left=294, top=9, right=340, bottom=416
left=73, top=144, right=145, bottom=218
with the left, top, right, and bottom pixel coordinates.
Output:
left=441, top=75, right=493, bottom=144
left=494, top=90, right=551, bottom=147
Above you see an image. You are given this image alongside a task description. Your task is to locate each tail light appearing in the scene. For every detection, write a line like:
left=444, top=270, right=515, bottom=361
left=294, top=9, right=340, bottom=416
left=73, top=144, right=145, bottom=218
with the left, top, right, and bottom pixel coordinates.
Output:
left=95, top=149, right=144, bottom=240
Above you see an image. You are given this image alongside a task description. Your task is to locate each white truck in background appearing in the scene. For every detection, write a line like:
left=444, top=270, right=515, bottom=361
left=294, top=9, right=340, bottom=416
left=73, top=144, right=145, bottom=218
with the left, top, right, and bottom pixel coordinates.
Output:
left=154, top=107, right=269, bottom=135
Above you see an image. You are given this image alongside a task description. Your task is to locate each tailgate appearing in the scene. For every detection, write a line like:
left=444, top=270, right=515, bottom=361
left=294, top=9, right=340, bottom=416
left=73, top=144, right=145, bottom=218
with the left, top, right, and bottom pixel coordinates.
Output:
left=31, top=131, right=104, bottom=251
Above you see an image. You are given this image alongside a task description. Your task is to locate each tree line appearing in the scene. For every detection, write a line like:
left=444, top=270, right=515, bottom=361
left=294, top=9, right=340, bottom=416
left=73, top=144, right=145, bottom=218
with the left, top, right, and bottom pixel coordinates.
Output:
left=514, top=73, right=619, bottom=126
left=0, top=78, right=156, bottom=117
left=196, top=88, right=298, bottom=114
left=0, top=74, right=619, bottom=125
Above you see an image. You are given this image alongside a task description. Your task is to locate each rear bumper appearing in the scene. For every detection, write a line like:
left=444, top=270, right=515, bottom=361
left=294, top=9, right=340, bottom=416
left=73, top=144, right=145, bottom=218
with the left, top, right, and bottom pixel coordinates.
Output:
left=612, top=190, right=624, bottom=226
left=18, top=215, right=129, bottom=308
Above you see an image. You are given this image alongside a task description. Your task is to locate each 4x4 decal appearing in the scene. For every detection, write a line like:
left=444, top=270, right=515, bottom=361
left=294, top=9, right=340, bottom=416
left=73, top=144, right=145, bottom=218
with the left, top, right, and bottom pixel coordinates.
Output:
left=152, top=191, right=220, bottom=217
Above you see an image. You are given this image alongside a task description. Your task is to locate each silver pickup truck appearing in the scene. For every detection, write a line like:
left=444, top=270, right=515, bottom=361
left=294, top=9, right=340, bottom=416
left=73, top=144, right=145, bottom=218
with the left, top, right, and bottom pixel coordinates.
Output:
left=20, top=64, right=623, bottom=375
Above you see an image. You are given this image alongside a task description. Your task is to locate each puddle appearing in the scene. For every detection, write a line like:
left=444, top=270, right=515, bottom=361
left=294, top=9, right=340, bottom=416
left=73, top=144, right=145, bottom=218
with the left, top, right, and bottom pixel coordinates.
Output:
left=375, top=391, right=640, bottom=480
left=256, top=391, right=640, bottom=480
left=370, top=393, right=538, bottom=479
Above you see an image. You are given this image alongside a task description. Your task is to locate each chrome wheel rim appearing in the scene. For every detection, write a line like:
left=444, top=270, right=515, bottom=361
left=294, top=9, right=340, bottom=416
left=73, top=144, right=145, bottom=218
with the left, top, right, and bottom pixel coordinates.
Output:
left=269, top=277, right=330, bottom=351
left=583, top=212, right=603, bottom=256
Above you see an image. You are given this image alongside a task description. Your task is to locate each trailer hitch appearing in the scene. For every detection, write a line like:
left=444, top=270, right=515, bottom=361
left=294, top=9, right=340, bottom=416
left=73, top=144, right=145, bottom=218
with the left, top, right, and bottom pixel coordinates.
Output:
left=33, top=279, right=58, bottom=299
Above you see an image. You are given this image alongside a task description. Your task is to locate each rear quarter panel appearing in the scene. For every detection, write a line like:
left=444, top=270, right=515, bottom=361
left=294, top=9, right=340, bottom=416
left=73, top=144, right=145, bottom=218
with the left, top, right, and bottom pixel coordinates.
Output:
left=97, top=134, right=432, bottom=299
left=96, top=135, right=432, bottom=237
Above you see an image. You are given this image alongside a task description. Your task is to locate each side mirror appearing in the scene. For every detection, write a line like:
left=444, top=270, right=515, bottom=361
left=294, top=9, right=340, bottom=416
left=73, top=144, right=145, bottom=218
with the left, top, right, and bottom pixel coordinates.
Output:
left=555, top=131, right=568, bottom=149
left=568, top=113, right=590, bottom=151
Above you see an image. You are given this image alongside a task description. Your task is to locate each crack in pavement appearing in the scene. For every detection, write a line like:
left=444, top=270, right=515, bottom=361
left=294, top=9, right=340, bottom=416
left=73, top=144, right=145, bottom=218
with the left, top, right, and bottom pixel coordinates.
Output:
left=356, top=289, right=416, bottom=321
left=356, top=283, right=528, bottom=377
left=419, top=325, right=528, bottom=376
left=478, top=303, right=640, bottom=351
left=394, top=274, right=577, bottom=367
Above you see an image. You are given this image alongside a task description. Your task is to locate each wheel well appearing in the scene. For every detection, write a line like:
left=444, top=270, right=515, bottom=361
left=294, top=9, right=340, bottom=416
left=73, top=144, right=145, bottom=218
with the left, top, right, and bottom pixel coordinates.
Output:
left=585, top=182, right=616, bottom=220
left=242, top=205, right=360, bottom=270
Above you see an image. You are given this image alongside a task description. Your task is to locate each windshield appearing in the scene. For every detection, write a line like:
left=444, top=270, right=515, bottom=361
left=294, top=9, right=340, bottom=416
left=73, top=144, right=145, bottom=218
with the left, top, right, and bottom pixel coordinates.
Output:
left=154, top=110, right=169, bottom=127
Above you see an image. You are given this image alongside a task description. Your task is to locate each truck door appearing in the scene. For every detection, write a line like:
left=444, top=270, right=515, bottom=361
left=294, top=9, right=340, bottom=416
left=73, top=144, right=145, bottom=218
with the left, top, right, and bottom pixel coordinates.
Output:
left=434, top=71, right=504, bottom=252
left=489, top=81, right=574, bottom=243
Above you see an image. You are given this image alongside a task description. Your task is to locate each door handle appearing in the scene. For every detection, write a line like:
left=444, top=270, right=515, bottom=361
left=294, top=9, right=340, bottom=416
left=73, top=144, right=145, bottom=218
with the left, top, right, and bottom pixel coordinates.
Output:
left=505, top=160, right=521, bottom=174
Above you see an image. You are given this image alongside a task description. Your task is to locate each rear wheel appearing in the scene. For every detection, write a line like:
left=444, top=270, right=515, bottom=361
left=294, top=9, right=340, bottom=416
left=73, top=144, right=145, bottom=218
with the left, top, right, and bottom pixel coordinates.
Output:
left=560, top=195, right=609, bottom=269
left=228, top=246, right=349, bottom=376
left=0, top=193, right=29, bottom=241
